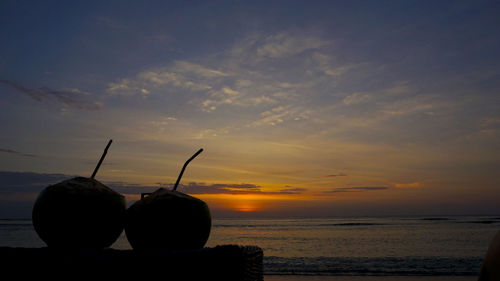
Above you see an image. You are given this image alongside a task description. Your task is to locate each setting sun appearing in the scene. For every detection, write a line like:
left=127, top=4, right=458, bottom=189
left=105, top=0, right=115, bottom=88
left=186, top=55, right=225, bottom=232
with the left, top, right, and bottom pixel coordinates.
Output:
left=194, top=192, right=314, bottom=215
left=196, top=194, right=267, bottom=213
left=233, top=204, right=259, bottom=212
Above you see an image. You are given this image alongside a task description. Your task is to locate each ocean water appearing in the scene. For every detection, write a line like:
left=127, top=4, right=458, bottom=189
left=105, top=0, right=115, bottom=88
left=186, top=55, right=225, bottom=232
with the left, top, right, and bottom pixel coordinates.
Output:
left=1, top=216, right=498, bottom=276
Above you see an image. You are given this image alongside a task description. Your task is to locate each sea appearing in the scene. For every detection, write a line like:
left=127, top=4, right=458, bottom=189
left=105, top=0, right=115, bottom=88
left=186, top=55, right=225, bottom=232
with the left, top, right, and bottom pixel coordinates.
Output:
left=1, top=216, right=498, bottom=280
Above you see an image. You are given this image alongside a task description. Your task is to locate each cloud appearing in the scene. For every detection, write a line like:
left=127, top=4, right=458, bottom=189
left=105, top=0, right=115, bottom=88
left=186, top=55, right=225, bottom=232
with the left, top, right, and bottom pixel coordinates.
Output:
left=257, top=31, right=330, bottom=58
left=173, top=61, right=229, bottom=78
left=342, top=92, right=372, bottom=105
left=149, top=116, right=178, bottom=132
left=0, top=148, right=38, bottom=158
left=108, top=71, right=211, bottom=95
left=200, top=85, right=284, bottom=113
left=278, top=187, right=307, bottom=194
left=481, top=117, right=500, bottom=127
left=247, top=105, right=311, bottom=127
left=106, top=30, right=338, bottom=115
left=121, top=181, right=307, bottom=195
left=311, top=52, right=358, bottom=77
left=381, top=96, right=436, bottom=117
left=247, top=106, right=288, bottom=127
left=395, top=182, right=421, bottom=188
left=194, top=128, right=230, bottom=139
left=314, top=80, right=462, bottom=138
left=201, top=87, right=243, bottom=112
left=0, top=79, right=102, bottom=111
left=325, top=186, right=388, bottom=193
left=0, top=171, right=72, bottom=195
left=107, top=61, right=229, bottom=97
left=325, top=173, right=347, bottom=178
left=154, top=182, right=262, bottom=195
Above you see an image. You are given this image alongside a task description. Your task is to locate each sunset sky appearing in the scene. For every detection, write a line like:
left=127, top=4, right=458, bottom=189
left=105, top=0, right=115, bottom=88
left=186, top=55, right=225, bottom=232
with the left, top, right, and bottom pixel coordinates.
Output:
left=1, top=1, right=499, bottom=218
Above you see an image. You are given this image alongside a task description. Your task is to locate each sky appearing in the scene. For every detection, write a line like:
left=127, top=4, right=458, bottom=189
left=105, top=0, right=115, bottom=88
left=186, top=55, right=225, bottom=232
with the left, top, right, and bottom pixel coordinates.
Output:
left=1, top=0, right=500, bottom=218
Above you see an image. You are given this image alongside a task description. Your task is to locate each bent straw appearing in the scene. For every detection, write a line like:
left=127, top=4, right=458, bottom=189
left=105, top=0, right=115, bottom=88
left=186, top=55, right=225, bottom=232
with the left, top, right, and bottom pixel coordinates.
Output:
left=173, top=148, right=203, bottom=191
left=91, top=139, right=113, bottom=179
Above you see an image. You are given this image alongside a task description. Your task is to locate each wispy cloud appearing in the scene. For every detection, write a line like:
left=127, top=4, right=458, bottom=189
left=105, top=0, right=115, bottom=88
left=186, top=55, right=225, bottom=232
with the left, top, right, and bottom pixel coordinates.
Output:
left=342, top=92, right=372, bottom=105
left=117, top=181, right=308, bottom=195
left=0, top=171, right=302, bottom=200
left=173, top=61, right=230, bottom=78
left=325, top=186, right=388, bottom=193
left=157, top=182, right=262, bottom=195
left=194, top=127, right=232, bottom=139
left=107, top=61, right=229, bottom=97
left=278, top=187, right=307, bottom=194
left=256, top=31, right=330, bottom=58
left=108, top=71, right=210, bottom=95
left=311, top=52, right=359, bottom=77
left=394, top=182, right=421, bottom=188
left=480, top=117, right=500, bottom=127
left=201, top=87, right=244, bottom=112
left=0, top=171, right=71, bottom=194
left=105, top=30, right=337, bottom=117
left=325, top=173, right=347, bottom=178
left=103, top=28, right=467, bottom=146
left=247, top=105, right=312, bottom=127
left=0, top=148, right=38, bottom=158
left=0, top=79, right=102, bottom=111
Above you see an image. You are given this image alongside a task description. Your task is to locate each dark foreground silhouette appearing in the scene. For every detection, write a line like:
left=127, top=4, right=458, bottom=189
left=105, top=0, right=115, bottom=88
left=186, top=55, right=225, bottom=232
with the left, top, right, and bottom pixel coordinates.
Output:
left=0, top=245, right=263, bottom=281
left=478, top=230, right=500, bottom=281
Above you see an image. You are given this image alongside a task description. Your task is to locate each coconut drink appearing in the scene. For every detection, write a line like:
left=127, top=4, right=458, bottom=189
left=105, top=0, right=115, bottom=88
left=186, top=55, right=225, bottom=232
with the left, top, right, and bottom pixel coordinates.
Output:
left=125, top=149, right=211, bottom=251
left=32, top=140, right=126, bottom=249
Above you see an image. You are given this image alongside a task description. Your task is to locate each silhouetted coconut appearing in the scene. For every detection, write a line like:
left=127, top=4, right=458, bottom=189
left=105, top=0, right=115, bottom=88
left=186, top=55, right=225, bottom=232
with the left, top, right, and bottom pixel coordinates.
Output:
left=125, top=149, right=211, bottom=250
left=32, top=140, right=126, bottom=249
left=32, top=177, right=126, bottom=249
left=125, top=188, right=211, bottom=250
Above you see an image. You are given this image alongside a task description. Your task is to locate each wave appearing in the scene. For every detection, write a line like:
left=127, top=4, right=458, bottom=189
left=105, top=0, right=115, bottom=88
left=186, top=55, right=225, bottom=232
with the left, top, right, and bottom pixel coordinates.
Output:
left=462, top=220, right=498, bottom=224
left=264, top=256, right=483, bottom=276
left=318, top=223, right=383, bottom=226
left=212, top=217, right=500, bottom=228
left=213, top=222, right=384, bottom=228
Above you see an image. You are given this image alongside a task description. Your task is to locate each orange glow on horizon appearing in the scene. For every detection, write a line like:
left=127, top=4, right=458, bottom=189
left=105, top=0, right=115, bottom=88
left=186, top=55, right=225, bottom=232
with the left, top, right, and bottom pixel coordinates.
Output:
left=122, top=190, right=316, bottom=213
left=233, top=204, right=259, bottom=212
left=195, top=193, right=306, bottom=212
